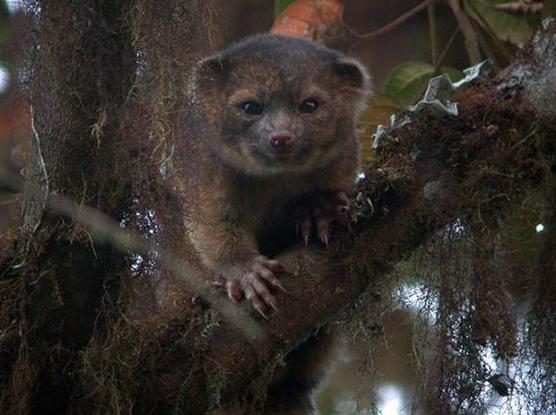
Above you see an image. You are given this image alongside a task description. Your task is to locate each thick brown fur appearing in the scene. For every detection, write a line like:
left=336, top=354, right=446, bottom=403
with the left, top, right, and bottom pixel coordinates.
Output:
left=174, top=33, right=370, bottom=413
left=179, top=33, right=370, bottom=313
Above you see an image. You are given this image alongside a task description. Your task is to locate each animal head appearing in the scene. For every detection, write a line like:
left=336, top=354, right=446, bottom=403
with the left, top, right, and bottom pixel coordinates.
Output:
left=191, top=34, right=371, bottom=176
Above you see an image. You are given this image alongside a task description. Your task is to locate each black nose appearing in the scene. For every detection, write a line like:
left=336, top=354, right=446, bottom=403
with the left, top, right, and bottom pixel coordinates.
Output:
left=270, top=131, right=295, bottom=149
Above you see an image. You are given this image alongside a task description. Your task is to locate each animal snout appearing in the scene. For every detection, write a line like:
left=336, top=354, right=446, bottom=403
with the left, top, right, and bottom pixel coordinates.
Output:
left=270, top=131, right=295, bottom=149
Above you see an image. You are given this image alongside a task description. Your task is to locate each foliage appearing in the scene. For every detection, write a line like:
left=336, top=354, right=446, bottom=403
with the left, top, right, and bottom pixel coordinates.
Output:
left=383, top=61, right=463, bottom=106
left=365, top=0, right=546, bottom=163
left=465, top=0, right=541, bottom=45
left=274, top=0, right=295, bottom=17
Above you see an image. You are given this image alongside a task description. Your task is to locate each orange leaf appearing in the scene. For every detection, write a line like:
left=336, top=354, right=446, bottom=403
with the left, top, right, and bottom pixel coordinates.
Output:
left=271, top=0, right=344, bottom=41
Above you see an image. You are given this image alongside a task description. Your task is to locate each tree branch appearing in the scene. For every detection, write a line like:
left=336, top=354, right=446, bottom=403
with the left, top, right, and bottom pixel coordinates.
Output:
left=137, top=23, right=556, bottom=411
left=447, top=0, right=482, bottom=64
left=346, top=0, right=436, bottom=40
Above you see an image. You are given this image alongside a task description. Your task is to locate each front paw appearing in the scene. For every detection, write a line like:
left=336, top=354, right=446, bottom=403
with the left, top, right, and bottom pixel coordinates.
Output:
left=297, top=191, right=350, bottom=246
left=213, top=255, right=285, bottom=318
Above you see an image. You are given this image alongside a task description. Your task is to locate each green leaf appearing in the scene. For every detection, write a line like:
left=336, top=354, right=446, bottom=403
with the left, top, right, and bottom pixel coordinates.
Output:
left=464, top=0, right=537, bottom=45
left=275, top=0, right=296, bottom=17
left=441, top=66, right=464, bottom=83
left=358, top=94, right=405, bottom=132
left=383, top=62, right=436, bottom=105
left=383, top=63, right=464, bottom=107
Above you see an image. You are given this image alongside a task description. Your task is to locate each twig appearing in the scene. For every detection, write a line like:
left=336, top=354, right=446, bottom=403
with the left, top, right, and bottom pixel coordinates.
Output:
left=466, top=0, right=513, bottom=66
left=0, top=197, right=18, bottom=206
left=347, top=0, right=436, bottom=40
left=29, top=104, right=49, bottom=235
left=434, top=27, right=461, bottom=73
left=0, top=167, right=265, bottom=342
left=30, top=105, right=49, bottom=194
left=428, top=2, right=438, bottom=65
left=447, top=0, right=482, bottom=64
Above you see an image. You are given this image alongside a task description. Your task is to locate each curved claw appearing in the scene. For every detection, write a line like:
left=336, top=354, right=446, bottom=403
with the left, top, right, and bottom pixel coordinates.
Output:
left=215, top=256, right=286, bottom=317
left=296, top=190, right=350, bottom=246
left=301, top=218, right=312, bottom=246
left=254, top=304, right=269, bottom=319
left=226, top=280, right=244, bottom=303
left=319, top=230, right=329, bottom=247
left=271, top=279, right=288, bottom=293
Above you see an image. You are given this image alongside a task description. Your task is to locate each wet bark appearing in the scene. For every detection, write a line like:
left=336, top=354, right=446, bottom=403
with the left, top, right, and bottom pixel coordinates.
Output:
left=1, top=1, right=136, bottom=413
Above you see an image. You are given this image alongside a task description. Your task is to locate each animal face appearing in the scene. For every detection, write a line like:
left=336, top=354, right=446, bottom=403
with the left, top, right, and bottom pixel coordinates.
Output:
left=192, top=34, right=371, bottom=176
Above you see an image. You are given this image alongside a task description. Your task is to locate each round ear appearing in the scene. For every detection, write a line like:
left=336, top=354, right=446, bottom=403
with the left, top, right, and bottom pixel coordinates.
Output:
left=191, top=54, right=229, bottom=95
left=332, top=57, right=372, bottom=96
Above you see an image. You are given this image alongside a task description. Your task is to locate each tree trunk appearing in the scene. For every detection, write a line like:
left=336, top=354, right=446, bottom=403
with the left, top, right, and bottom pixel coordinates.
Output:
left=1, top=1, right=135, bottom=413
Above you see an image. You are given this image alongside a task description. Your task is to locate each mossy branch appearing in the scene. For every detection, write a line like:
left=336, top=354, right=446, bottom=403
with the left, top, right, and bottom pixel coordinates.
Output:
left=134, top=23, right=556, bottom=412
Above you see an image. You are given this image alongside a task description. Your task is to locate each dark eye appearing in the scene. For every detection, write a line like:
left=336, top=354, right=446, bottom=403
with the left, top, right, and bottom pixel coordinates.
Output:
left=298, top=99, right=319, bottom=114
left=240, top=101, right=263, bottom=115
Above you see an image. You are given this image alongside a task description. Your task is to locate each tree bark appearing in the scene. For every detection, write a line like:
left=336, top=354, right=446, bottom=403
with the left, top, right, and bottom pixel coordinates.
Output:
left=1, top=1, right=136, bottom=413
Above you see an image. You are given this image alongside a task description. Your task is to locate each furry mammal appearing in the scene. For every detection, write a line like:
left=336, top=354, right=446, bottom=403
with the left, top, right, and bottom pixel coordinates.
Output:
left=177, top=33, right=371, bottom=414
left=182, top=33, right=370, bottom=318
